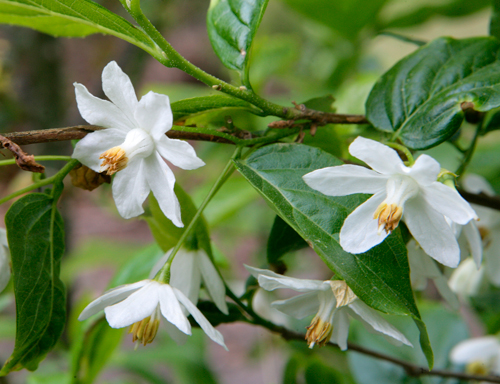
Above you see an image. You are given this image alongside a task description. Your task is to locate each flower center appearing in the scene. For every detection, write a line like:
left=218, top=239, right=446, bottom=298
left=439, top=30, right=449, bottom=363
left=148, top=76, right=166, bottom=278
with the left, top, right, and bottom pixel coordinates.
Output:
left=305, top=281, right=357, bottom=348
left=129, top=305, right=160, bottom=346
left=99, top=128, right=154, bottom=175
left=373, top=175, right=419, bottom=235
left=466, top=360, right=489, bottom=376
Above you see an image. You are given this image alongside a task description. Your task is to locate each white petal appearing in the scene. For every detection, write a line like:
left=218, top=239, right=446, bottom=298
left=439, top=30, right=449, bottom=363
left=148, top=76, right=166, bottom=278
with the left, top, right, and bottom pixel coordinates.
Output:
left=158, top=283, right=191, bottom=335
left=72, top=128, right=126, bottom=171
left=112, top=159, right=150, bottom=219
left=330, top=309, right=350, bottom=350
left=164, top=321, right=189, bottom=345
left=404, top=196, right=461, bottom=267
left=271, top=291, right=320, bottom=319
left=433, top=273, right=459, bottom=310
left=421, top=182, right=477, bottom=224
left=407, top=154, right=441, bottom=186
left=135, top=91, right=173, bottom=141
left=170, top=249, right=201, bottom=308
left=0, top=228, right=10, bottom=292
left=449, top=258, right=485, bottom=297
left=101, top=61, right=138, bottom=126
left=302, top=165, right=387, bottom=196
left=78, top=280, right=148, bottom=320
left=348, top=137, right=404, bottom=175
left=462, top=174, right=495, bottom=196
left=463, top=220, right=483, bottom=267
left=245, top=265, right=288, bottom=279
left=104, top=281, right=159, bottom=328
left=156, top=136, right=205, bottom=170
left=144, top=153, right=183, bottom=227
left=74, top=83, right=134, bottom=132
left=348, top=301, right=412, bottom=346
left=198, top=250, right=228, bottom=315
left=485, top=236, right=500, bottom=286
left=174, top=288, right=228, bottom=350
left=450, top=336, right=500, bottom=364
left=339, top=192, right=388, bottom=254
left=257, top=275, right=327, bottom=293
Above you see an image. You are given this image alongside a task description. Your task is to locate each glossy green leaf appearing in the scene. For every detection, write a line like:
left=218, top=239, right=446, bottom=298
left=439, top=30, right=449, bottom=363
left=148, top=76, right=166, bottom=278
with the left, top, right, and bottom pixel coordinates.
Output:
left=1, top=193, right=65, bottom=374
left=172, top=95, right=263, bottom=122
left=207, top=0, right=269, bottom=76
left=234, top=143, right=432, bottom=367
left=0, top=0, right=157, bottom=56
left=144, top=185, right=212, bottom=257
left=367, top=37, right=500, bottom=149
left=267, top=215, right=308, bottom=265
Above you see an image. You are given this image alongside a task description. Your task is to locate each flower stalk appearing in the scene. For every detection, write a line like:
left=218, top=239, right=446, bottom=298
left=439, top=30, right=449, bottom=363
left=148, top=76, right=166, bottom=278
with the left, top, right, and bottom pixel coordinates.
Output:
left=155, top=147, right=242, bottom=283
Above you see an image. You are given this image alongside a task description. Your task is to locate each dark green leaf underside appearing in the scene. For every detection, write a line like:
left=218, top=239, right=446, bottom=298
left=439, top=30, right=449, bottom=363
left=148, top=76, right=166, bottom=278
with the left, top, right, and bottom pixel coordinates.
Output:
left=366, top=37, right=500, bottom=149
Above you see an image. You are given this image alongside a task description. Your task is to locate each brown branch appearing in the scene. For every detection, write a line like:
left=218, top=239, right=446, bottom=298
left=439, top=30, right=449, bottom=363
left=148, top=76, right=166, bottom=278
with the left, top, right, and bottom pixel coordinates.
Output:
left=276, top=327, right=500, bottom=383
left=269, top=112, right=368, bottom=129
left=458, top=188, right=500, bottom=212
left=0, top=125, right=235, bottom=147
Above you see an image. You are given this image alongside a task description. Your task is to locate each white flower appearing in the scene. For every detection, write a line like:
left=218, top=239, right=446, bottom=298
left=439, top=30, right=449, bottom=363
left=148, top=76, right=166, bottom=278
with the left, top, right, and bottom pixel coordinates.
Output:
left=72, top=61, right=205, bottom=224
left=448, top=258, right=485, bottom=298
left=246, top=266, right=412, bottom=350
left=78, top=279, right=227, bottom=349
left=150, top=248, right=228, bottom=315
left=0, top=228, right=10, bottom=292
left=450, top=336, right=500, bottom=376
left=461, top=174, right=500, bottom=285
left=407, top=240, right=459, bottom=309
left=303, top=136, right=477, bottom=267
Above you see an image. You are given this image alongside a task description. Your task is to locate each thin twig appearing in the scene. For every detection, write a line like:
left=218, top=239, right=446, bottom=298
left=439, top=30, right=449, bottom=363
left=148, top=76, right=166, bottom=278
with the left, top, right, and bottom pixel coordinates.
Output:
left=274, top=328, right=500, bottom=383
left=0, top=125, right=235, bottom=147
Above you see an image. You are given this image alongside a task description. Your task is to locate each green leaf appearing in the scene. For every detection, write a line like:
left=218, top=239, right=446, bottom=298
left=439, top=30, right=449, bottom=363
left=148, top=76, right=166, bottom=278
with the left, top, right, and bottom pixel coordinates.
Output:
left=207, top=0, right=269, bottom=78
left=304, top=359, right=342, bottom=384
left=144, top=184, right=212, bottom=257
left=1, top=193, right=65, bottom=374
left=267, top=215, right=308, bottom=265
left=0, top=0, right=158, bottom=56
left=367, top=37, right=500, bottom=149
left=282, top=0, right=388, bottom=39
left=492, top=0, right=500, bottom=40
left=234, top=143, right=433, bottom=367
left=172, top=95, right=263, bottom=122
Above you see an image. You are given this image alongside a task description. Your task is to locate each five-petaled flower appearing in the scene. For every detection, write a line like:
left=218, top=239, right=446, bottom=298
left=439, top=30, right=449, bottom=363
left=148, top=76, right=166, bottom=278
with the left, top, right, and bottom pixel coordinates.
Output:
left=78, top=279, right=227, bottom=349
left=72, top=61, right=205, bottom=225
left=450, top=336, right=500, bottom=376
left=303, top=136, right=477, bottom=267
left=150, top=247, right=228, bottom=315
left=246, top=266, right=412, bottom=350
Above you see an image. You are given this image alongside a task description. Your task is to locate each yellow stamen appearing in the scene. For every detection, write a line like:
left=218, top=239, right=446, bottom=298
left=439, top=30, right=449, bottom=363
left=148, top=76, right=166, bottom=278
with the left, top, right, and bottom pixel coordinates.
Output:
left=305, top=316, right=333, bottom=348
left=128, top=316, right=160, bottom=346
left=373, top=203, right=403, bottom=234
left=466, top=361, right=488, bottom=376
left=99, top=147, right=128, bottom=175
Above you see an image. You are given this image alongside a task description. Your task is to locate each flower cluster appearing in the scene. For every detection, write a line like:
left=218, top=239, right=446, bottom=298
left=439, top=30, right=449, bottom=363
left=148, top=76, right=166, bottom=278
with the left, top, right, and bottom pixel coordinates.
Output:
left=69, top=61, right=487, bottom=362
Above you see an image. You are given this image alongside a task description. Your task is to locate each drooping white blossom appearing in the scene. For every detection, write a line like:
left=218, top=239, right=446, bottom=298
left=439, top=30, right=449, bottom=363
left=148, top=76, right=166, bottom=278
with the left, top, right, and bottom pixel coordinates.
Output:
left=150, top=247, right=228, bottom=315
left=72, top=61, right=205, bottom=225
left=78, top=279, right=227, bottom=349
left=407, top=240, right=459, bottom=309
left=450, top=336, right=500, bottom=376
left=303, top=136, right=477, bottom=267
left=246, top=266, right=412, bottom=350
left=0, top=228, right=10, bottom=292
